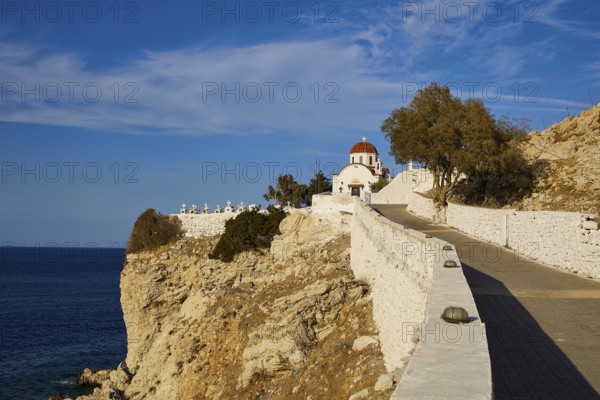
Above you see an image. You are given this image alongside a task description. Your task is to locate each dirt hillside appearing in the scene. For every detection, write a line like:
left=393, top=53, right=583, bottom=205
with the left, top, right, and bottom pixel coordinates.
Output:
left=517, top=104, right=600, bottom=215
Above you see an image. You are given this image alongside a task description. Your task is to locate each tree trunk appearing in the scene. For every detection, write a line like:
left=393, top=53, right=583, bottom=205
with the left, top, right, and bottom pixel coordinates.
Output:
left=435, top=203, right=447, bottom=224
left=434, top=189, right=449, bottom=223
left=433, top=171, right=455, bottom=224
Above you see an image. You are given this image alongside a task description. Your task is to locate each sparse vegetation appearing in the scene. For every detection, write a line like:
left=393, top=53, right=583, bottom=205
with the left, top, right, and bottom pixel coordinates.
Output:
left=209, top=206, right=287, bottom=262
left=126, top=208, right=184, bottom=254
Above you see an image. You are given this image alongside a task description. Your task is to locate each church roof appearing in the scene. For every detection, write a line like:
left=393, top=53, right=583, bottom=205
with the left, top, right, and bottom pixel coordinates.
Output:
left=334, top=163, right=388, bottom=178
left=350, top=138, right=378, bottom=154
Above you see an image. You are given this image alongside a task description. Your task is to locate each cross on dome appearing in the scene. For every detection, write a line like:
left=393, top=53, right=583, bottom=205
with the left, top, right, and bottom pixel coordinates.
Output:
left=350, top=138, right=378, bottom=155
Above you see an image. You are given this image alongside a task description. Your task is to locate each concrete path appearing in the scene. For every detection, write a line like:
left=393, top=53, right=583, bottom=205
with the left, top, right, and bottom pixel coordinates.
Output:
left=373, top=205, right=600, bottom=400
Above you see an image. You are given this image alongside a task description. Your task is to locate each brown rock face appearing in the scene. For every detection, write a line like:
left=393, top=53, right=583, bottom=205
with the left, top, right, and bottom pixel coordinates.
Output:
left=517, top=104, right=600, bottom=215
left=76, top=369, right=111, bottom=387
left=76, top=212, right=395, bottom=399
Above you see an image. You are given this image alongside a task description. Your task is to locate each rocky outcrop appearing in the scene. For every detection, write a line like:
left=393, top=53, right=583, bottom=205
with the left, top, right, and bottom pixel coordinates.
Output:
left=76, top=369, right=111, bottom=387
left=76, top=211, right=396, bottom=399
left=76, top=363, right=131, bottom=400
left=517, top=104, right=600, bottom=215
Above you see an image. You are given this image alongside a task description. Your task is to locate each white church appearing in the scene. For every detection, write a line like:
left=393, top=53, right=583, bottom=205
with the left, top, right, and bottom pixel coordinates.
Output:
left=332, top=137, right=391, bottom=201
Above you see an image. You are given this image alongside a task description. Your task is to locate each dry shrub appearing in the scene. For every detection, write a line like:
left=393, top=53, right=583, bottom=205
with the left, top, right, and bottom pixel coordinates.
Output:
left=209, top=206, right=286, bottom=262
left=126, top=208, right=184, bottom=254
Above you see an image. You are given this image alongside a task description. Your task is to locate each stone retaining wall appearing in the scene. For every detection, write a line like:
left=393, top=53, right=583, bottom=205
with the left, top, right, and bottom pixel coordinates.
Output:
left=311, top=193, right=355, bottom=214
left=371, top=168, right=435, bottom=205
left=507, top=211, right=600, bottom=278
left=175, top=207, right=313, bottom=238
left=370, top=171, right=414, bottom=204
left=446, top=199, right=508, bottom=245
left=390, top=230, right=491, bottom=399
left=175, top=213, right=237, bottom=237
left=349, top=197, right=492, bottom=399
left=351, top=198, right=433, bottom=372
left=408, top=192, right=600, bottom=279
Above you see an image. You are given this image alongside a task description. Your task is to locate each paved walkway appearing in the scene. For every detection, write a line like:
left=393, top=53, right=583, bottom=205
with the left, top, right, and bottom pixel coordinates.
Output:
left=373, top=205, right=600, bottom=400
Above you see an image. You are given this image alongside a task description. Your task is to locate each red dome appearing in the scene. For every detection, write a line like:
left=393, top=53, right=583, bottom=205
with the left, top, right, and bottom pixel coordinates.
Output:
left=350, top=141, right=378, bottom=154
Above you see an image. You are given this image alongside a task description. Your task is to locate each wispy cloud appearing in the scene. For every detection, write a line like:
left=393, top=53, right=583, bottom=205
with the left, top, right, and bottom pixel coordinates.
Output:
left=531, top=97, right=591, bottom=108
left=351, top=0, right=558, bottom=79
left=0, top=0, right=596, bottom=136
left=535, top=0, right=600, bottom=40
left=0, top=39, right=406, bottom=136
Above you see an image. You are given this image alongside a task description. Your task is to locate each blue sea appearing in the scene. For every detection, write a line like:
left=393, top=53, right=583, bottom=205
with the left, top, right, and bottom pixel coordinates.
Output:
left=0, top=246, right=127, bottom=400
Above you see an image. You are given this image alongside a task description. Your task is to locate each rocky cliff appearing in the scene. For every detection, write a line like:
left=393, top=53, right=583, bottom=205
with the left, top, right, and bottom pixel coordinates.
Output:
left=517, top=104, right=600, bottom=215
left=74, top=212, right=398, bottom=400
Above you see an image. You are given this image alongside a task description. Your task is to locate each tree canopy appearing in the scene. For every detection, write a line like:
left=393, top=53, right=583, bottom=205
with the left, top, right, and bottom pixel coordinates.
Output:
left=308, top=170, right=332, bottom=197
left=263, top=170, right=333, bottom=208
left=263, top=174, right=310, bottom=208
left=381, top=83, right=530, bottom=214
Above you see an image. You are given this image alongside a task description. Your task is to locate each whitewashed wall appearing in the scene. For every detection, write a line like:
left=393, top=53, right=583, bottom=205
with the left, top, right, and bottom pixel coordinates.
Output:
left=508, top=211, right=600, bottom=278
left=370, top=171, right=413, bottom=204
left=351, top=199, right=433, bottom=372
left=311, top=194, right=355, bottom=214
left=408, top=192, right=600, bottom=279
left=350, top=197, right=491, bottom=399
left=371, top=168, right=435, bottom=205
left=407, top=191, right=438, bottom=221
left=411, top=168, right=436, bottom=193
left=175, top=213, right=237, bottom=237
left=446, top=201, right=508, bottom=245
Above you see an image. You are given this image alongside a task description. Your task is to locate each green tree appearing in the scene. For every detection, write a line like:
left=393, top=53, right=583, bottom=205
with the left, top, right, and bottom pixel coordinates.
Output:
left=263, top=174, right=309, bottom=208
left=381, top=83, right=529, bottom=219
left=458, top=101, right=532, bottom=204
left=308, top=170, right=332, bottom=196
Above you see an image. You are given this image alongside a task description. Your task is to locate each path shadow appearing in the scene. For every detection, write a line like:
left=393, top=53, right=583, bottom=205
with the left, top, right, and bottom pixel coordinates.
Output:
left=461, top=264, right=600, bottom=400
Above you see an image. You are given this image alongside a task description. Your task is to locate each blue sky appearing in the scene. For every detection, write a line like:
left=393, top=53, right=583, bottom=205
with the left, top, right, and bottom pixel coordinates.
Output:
left=1, top=0, right=599, bottom=246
